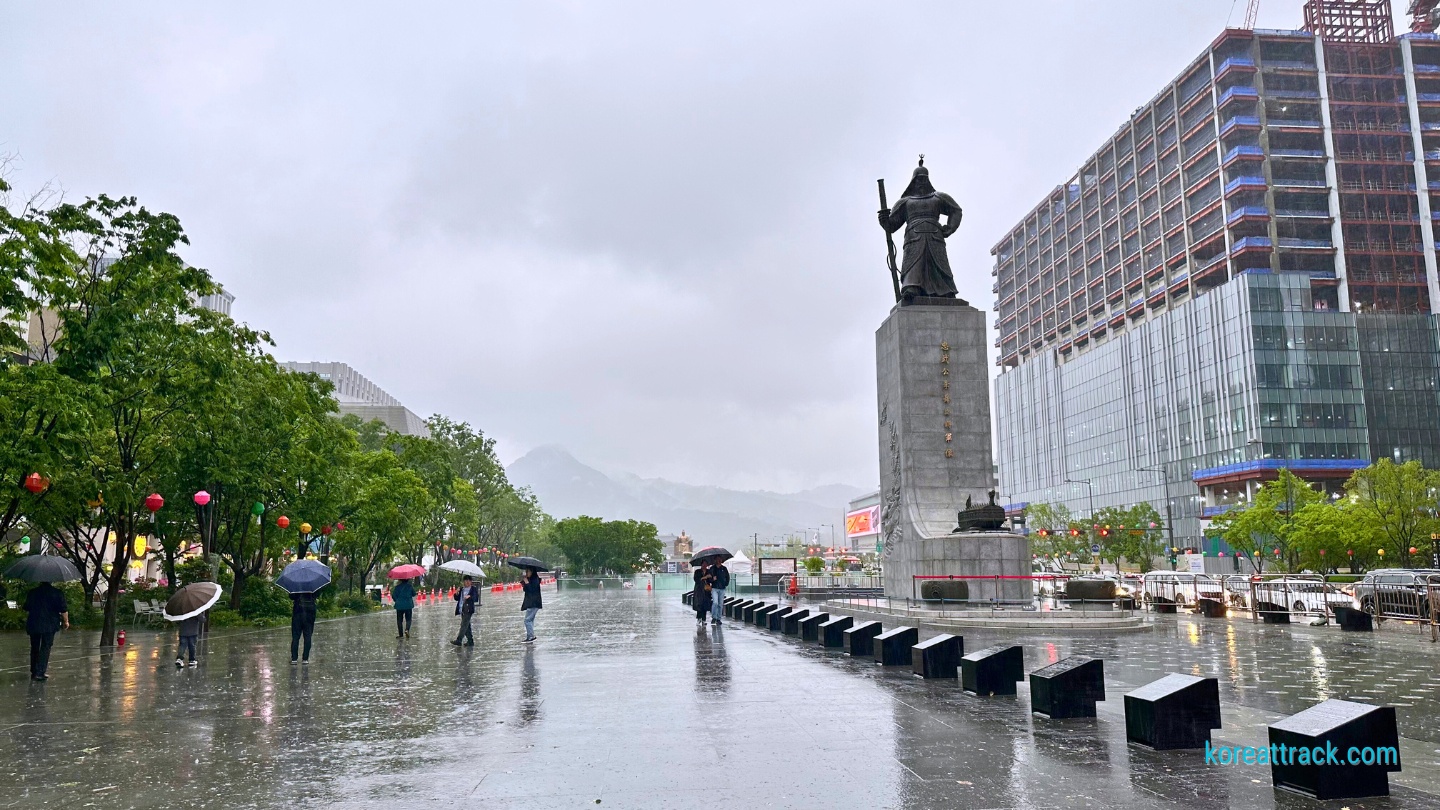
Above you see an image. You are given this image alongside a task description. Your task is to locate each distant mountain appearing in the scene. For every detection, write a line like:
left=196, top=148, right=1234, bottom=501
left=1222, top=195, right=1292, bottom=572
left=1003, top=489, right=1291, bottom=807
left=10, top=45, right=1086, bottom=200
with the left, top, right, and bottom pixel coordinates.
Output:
left=506, top=445, right=871, bottom=546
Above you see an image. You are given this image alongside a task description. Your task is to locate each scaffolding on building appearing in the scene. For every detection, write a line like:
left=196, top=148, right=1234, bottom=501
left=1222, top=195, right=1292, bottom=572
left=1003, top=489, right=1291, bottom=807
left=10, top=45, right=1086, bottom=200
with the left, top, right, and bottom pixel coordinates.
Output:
left=1302, top=0, right=1395, bottom=43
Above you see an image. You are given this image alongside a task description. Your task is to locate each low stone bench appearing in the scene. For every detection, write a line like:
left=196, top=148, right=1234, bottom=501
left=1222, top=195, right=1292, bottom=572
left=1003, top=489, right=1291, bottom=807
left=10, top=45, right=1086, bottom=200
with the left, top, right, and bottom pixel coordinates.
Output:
left=1268, top=699, right=1400, bottom=800
left=1151, top=597, right=1178, bottom=614
left=682, top=590, right=693, bottom=606
left=1124, top=673, right=1221, bottom=750
left=780, top=608, right=811, bottom=635
left=800, top=612, right=828, bottom=642
left=845, top=620, right=883, bottom=657
left=741, top=601, right=763, bottom=623
left=919, top=579, right=969, bottom=603
left=819, top=615, right=853, bottom=648
left=961, top=645, right=1024, bottom=696
left=1029, top=656, right=1105, bottom=719
left=874, top=626, right=919, bottom=666
left=1333, top=605, right=1373, bottom=632
left=726, top=599, right=753, bottom=620
left=912, top=633, right=963, bottom=679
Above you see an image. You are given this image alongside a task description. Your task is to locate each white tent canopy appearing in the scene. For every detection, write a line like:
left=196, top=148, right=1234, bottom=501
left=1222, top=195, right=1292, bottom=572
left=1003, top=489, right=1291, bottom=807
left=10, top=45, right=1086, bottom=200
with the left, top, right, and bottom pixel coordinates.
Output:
left=727, top=548, right=753, bottom=575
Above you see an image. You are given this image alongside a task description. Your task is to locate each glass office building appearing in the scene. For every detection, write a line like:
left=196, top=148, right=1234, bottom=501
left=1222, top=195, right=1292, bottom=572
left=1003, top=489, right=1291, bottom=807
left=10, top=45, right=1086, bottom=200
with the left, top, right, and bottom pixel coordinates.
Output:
left=991, top=6, right=1440, bottom=555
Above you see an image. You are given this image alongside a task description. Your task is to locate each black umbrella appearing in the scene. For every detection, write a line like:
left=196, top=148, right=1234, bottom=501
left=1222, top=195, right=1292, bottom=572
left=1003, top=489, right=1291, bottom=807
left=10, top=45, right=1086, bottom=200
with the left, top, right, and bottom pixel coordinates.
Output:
left=690, top=546, right=732, bottom=565
left=275, top=560, right=332, bottom=594
left=4, top=555, right=81, bottom=583
left=506, top=556, right=551, bottom=572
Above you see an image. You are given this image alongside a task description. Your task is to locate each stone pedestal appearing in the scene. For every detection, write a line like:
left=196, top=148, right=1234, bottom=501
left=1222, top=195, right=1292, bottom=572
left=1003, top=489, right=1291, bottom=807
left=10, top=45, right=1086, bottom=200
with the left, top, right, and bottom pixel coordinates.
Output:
left=875, top=301, right=1030, bottom=603
left=1334, top=605, right=1374, bottom=631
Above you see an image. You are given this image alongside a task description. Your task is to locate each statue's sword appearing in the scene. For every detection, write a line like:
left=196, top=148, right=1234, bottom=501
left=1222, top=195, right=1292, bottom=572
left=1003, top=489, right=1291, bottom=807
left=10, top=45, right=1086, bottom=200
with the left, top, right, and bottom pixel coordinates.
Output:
left=877, top=179, right=901, bottom=302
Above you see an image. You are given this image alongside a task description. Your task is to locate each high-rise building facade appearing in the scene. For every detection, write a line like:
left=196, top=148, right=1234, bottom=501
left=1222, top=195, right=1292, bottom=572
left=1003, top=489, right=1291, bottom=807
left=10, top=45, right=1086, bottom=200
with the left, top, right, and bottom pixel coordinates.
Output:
left=280, top=361, right=428, bottom=436
left=991, top=3, right=1440, bottom=555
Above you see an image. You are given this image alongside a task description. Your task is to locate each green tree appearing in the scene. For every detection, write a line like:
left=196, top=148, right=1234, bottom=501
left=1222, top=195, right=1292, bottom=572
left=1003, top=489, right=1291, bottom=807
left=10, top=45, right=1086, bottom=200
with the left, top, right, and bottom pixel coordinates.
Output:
left=338, top=451, right=428, bottom=591
left=1023, top=502, right=1083, bottom=561
left=1344, top=459, right=1440, bottom=568
left=1210, top=469, right=1324, bottom=574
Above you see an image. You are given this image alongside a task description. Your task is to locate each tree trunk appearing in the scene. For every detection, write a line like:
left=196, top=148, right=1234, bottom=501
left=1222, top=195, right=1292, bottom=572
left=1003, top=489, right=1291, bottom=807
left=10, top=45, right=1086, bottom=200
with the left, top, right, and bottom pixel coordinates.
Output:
left=231, top=570, right=248, bottom=609
left=99, top=553, right=130, bottom=647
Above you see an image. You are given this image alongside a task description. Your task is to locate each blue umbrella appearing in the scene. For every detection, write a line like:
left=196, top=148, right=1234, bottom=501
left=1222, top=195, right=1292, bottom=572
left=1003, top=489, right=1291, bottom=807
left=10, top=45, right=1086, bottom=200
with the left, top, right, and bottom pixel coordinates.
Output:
left=275, top=560, right=332, bottom=594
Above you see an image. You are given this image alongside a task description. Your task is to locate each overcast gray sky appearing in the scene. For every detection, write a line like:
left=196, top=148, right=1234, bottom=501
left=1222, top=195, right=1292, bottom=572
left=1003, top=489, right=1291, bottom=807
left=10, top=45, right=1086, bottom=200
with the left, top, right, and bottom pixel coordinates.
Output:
left=0, top=1, right=1380, bottom=492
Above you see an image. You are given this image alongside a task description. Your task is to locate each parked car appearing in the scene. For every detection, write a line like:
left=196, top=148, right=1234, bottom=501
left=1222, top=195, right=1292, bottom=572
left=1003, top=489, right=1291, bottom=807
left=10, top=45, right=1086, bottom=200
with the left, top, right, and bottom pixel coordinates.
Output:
left=1352, top=569, right=1440, bottom=619
left=1142, top=572, right=1224, bottom=606
left=1248, top=579, right=1351, bottom=615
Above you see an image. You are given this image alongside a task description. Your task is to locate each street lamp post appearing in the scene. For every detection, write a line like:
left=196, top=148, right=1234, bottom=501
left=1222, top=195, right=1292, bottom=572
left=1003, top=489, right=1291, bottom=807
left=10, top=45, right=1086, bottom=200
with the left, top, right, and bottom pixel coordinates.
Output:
left=1136, top=465, right=1175, bottom=567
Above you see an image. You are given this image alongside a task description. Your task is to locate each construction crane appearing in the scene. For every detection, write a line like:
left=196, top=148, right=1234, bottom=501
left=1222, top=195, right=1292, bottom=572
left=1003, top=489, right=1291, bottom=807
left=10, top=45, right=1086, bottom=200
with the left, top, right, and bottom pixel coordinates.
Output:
left=1244, top=0, right=1260, bottom=29
left=1409, top=0, right=1440, bottom=33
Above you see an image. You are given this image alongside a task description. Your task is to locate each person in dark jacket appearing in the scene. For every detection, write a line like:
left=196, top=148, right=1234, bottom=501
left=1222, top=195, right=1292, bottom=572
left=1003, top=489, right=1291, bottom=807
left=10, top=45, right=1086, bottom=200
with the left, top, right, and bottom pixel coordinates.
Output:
left=521, top=568, right=542, bottom=643
left=23, top=581, right=69, bottom=681
left=290, top=591, right=318, bottom=664
left=708, top=560, right=730, bottom=625
left=392, top=579, right=417, bottom=639
left=452, top=576, right=480, bottom=646
left=176, top=613, right=204, bottom=668
left=692, top=562, right=713, bottom=624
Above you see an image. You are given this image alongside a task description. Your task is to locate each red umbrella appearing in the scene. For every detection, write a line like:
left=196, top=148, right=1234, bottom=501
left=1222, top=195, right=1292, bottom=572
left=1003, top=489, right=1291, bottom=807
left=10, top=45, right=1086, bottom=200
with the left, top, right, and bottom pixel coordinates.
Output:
left=388, top=563, right=427, bottom=580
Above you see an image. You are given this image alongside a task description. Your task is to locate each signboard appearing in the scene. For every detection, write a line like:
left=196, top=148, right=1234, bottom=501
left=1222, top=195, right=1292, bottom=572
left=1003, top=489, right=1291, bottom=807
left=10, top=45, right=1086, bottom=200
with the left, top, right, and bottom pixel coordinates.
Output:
left=758, top=557, right=797, bottom=587
left=845, top=506, right=881, bottom=538
left=1090, top=544, right=1100, bottom=554
left=1185, top=553, right=1205, bottom=573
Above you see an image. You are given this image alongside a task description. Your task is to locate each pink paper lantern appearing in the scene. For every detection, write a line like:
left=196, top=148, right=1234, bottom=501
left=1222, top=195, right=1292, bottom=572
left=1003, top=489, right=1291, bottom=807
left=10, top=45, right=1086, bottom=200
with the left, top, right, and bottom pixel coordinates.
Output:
left=193, top=490, right=211, bottom=506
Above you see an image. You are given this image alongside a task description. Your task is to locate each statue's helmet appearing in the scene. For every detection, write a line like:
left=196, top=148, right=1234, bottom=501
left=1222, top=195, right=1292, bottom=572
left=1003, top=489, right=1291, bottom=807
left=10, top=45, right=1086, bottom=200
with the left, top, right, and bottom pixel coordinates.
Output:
left=902, top=156, right=935, bottom=197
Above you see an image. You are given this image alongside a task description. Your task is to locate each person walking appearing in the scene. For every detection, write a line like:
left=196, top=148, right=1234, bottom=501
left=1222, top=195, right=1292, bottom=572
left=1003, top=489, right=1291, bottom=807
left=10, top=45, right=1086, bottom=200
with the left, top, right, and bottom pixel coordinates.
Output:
left=290, top=591, right=318, bottom=664
left=393, top=578, right=417, bottom=639
left=521, top=567, right=542, bottom=643
left=176, top=613, right=204, bottom=668
left=692, top=562, right=713, bottom=625
left=709, top=559, right=730, bottom=626
left=23, top=581, right=69, bottom=681
left=451, top=575, right=480, bottom=646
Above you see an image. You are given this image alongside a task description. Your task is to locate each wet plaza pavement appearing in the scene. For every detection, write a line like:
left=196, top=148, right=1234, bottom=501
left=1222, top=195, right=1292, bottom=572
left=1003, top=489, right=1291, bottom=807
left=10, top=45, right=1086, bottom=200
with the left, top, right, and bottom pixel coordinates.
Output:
left=1, top=590, right=1439, bottom=809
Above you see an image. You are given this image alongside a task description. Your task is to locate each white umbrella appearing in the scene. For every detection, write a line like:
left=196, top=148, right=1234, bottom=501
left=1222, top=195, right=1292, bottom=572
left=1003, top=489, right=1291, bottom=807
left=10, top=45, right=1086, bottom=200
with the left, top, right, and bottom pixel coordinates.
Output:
left=162, top=582, right=224, bottom=621
left=439, top=559, right=485, bottom=578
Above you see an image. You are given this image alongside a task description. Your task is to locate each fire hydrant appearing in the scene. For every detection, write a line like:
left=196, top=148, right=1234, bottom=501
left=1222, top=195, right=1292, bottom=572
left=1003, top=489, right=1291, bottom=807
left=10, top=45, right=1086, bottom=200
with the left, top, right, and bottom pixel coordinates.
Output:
left=117, top=629, right=126, bottom=647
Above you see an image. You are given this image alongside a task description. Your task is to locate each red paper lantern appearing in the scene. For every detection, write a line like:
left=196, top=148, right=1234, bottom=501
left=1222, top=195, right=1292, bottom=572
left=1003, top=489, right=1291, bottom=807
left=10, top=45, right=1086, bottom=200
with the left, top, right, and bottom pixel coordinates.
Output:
left=193, top=490, right=211, bottom=506
left=1319, top=549, right=1326, bottom=556
left=335, top=522, right=345, bottom=531
left=1409, top=546, right=1418, bottom=554
left=321, top=525, right=332, bottom=536
left=277, top=516, right=290, bottom=529
left=1347, top=549, right=1354, bottom=556
left=144, top=493, right=165, bottom=513
left=23, top=473, right=48, bottom=494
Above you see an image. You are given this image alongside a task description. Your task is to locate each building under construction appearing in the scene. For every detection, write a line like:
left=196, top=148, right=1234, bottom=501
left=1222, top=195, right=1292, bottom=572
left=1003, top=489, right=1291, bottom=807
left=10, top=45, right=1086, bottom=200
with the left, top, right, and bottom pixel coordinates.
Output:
left=991, top=0, right=1440, bottom=563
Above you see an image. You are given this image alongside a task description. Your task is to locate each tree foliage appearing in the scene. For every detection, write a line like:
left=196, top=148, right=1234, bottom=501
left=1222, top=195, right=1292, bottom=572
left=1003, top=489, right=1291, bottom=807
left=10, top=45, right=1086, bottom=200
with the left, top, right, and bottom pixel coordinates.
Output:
left=549, top=516, right=660, bottom=575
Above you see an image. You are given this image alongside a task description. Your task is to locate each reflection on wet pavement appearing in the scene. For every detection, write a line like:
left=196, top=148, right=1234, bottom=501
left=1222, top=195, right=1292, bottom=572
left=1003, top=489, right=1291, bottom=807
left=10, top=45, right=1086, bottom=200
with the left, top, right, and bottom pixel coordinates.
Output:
left=0, top=591, right=1437, bottom=808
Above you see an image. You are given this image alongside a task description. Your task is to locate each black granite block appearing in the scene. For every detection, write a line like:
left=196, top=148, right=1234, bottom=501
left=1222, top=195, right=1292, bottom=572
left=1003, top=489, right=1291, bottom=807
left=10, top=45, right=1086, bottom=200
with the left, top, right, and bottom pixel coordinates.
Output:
left=1333, top=605, right=1373, bottom=632
left=740, top=601, right=761, bottom=623
left=780, top=608, right=811, bottom=635
left=1124, top=674, right=1221, bottom=750
left=845, top=620, right=882, bottom=657
left=1151, top=597, right=1178, bottom=614
left=800, top=612, right=828, bottom=642
left=961, top=645, right=1025, bottom=696
left=820, top=615, right=853, bottom=648
left=754, top=603, right=782, bottom=628
left=767, top=605, right=791, bottom=632
left=1256, top=601, right=1291, bottom=624
left=728, top=599, right=755, bottom=620
left=1196, top=598, right=1226, bottom=618
left=1029, top=656, right=1105, bottom=719
left=682, top=590, right=693, bottom=606
left=874, top=626, right=919, bottom=666
left=912, top=633, right=963, bottom=679
left=1268, top=699, right=1400, bottom=800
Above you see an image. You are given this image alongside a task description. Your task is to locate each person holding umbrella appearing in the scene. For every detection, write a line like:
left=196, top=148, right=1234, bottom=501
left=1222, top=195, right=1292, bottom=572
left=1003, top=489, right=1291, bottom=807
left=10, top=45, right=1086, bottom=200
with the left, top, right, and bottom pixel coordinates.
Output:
left=276, top=559, right=331, bottom=665
left=451, top=575, right=480, bottom=647
left=709, top=557, right=730, bottom=626
left=163, top=581, right=223, bottom=669
left=388, top=564, right=426, bottom=639
left=5, top=555, right=81, bottom=682
left=505, top=556, right=549, bottom=643
left=691, top=561, right=712, bottom=625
